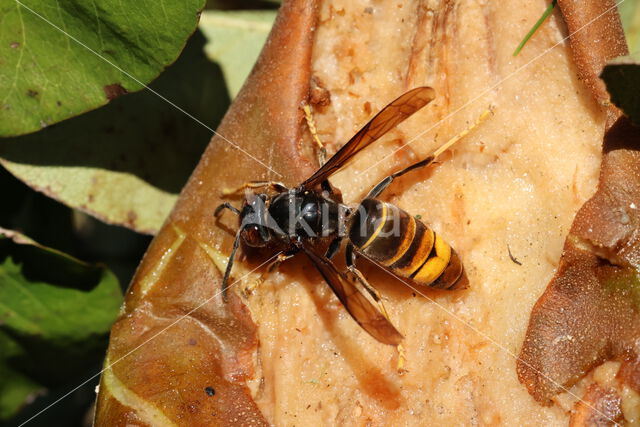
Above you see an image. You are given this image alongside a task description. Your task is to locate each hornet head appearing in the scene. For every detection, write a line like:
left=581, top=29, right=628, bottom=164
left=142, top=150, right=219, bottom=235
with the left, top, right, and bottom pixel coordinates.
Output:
left=239, top=193, right=272, bottom=247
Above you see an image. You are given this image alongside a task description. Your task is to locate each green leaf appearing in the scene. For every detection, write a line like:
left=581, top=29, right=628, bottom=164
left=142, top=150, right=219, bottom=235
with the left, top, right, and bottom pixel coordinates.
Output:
left=0, top=228, right=122, bottom=420
left=0, top=0, right=205, bottom=137
left=0, top=31, right=230, bottom=234
left=199, top=10, right=276, bottom=98
left=601, top=54, right=640, bottom=125
left=205, top=0, right=281, bottom=8
left=619, top=0, right=640, bottom=53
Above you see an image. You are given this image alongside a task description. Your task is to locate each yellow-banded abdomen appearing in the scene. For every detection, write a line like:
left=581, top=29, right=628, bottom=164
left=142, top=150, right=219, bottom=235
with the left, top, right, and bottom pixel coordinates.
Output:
left=348, top=199, right=464, bottom=290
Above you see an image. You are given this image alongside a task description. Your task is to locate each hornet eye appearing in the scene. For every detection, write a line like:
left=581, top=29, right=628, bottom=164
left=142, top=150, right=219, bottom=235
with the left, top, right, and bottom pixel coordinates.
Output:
left=242, top=225, right=269, bottom=247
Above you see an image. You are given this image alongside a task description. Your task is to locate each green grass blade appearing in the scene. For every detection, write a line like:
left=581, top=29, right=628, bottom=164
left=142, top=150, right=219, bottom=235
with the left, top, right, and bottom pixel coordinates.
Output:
left=513, top=0, right=557, bottom=56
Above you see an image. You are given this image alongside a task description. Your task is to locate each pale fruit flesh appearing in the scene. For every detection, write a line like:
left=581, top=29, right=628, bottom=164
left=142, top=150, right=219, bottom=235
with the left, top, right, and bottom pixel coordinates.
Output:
left=239, top=0, right=605, bottom=425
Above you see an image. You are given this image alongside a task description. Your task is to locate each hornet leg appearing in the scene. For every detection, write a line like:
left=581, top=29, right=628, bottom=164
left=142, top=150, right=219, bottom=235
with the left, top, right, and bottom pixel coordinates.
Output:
left=214, top=202, right=240, bottom=218
left=366, top=156, right=435, bottom=199
left=325, top=236, right=343, bottom=260
left=345, top=244, right=407, bottom=373
left=222, top=181, right=288, bottom=197
left=302, top=102, right=340, bottom=197
left=302, top=102, right=327, bottom=167
left=221, top=229, right=243, bottom=301
left=244, top=249, right=299, bottom=295
left=366, top=108, right=492, bottom=200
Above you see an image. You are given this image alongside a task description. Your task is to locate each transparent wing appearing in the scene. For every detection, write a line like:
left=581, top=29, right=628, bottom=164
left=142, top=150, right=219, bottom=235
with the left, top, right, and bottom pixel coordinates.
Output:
left=302, top=244, right=403, bottom=346
left=301, top=86, right=436, bottom=188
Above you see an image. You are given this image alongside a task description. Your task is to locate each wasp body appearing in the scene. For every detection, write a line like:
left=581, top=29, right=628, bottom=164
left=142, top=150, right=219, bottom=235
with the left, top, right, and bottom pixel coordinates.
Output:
left=349, top=199, right=464, bottom=290
left=216, top=87, right=481, bottom=348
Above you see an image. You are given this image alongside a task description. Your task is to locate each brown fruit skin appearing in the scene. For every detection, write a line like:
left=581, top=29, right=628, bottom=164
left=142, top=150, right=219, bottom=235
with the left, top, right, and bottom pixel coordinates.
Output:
left=517, top=117, right=640, bottom=405
left=557, top=0, right=627, bottom=129
left=569, top=384, right=623, bottom=426
left=95, top=0, right=319, bottom=425
left=518, top=0, right=640, bottom=409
